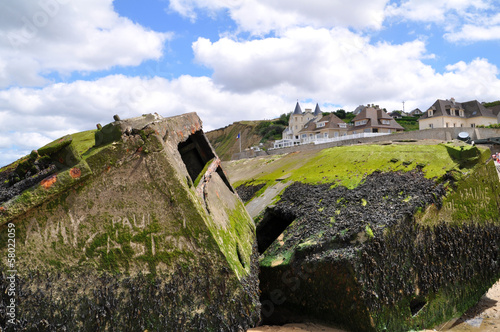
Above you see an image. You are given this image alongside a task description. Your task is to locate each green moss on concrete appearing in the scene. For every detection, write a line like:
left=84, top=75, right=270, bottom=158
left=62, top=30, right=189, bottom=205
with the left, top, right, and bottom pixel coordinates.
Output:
left=287, top=144, right=467, bottom=188
left=69, top=130, right=97, bottom=155
left=229, top=144, right=483, bottom=207
left=38, top=135, right=73, bottom=156
left=418, top=158, right=500, bottom=226
left=194, top=158, right=214, bottom=188
left=204, top=200, right=255, bottom=278
left=0, top=114, right=261, bottom=331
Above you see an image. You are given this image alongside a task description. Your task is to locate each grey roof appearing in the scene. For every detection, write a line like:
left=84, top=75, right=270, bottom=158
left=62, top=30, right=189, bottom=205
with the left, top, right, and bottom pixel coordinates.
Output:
left=293, top=102, right=302, bottom=115
left=314, top=103, right=322, bottom=116
left=488, top=105, right=500, bottom=116
left=353, top=105, right=364, bottom=115
left=318, top=113, right=348, bottom=129
left=352, top=106, right=404, bottom=131
left=389, top=111, right=402, bottom=118
left=299, top=113, right=349, bottom=134
left=299, top=118, right=318, bottom=133
left=420, top=99, right=497, bottom=120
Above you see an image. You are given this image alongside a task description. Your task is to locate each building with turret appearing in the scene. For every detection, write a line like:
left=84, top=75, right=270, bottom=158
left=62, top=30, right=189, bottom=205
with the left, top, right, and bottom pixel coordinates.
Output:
left=282, top=102, right=323, bottom=141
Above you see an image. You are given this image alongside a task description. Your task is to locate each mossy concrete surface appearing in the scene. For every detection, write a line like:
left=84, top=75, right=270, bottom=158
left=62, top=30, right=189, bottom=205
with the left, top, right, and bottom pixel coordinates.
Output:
left=225, top=140, right=500, bottom=331
left=0, top=113, right=260, bottom=331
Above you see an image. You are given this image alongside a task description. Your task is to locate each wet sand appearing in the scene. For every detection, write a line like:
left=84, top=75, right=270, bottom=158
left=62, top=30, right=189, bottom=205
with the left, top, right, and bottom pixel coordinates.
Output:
left=249, top=280, right=500, bottom=332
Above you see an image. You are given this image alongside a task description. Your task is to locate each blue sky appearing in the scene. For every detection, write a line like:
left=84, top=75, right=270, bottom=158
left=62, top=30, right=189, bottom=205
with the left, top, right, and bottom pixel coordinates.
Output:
left=1, top=0, right=500, bottom=166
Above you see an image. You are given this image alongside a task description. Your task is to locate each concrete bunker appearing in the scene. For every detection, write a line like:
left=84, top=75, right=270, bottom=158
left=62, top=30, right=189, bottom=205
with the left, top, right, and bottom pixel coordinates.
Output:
left=0, top=113, right=260, bottom=331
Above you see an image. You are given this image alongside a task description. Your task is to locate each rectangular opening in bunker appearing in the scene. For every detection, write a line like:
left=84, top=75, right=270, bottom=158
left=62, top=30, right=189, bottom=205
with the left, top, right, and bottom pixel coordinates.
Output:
left=178, top=131, right=215, bottom=182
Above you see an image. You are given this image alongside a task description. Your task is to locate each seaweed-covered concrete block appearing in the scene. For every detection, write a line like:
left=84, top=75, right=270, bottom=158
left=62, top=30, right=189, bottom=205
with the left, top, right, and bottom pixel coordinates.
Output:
left=231, top=142, right=500, bottom=332
left=0, top=113, right=260, bottom=331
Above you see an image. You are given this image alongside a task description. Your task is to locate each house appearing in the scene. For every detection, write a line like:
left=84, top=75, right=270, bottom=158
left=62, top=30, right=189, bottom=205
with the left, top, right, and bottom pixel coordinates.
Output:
left=409, top=108, right=423, bottom=117
left=282, top=102, right=323, bottom=141
left=418, top=98, right=498, bottom=130
left=349, top=104, right=404, bottom=134
left=389, top=111, right=403, bottom=119
left=297, top=112, right=349, bottom=141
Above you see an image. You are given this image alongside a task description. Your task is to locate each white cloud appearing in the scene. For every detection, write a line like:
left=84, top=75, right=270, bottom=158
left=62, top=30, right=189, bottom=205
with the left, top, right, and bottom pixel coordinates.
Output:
left=193, top=27, right=433, bottom=98
left=445, top=24, right=500, bottom=42
left=0, top=0, right=172, bottom=88
left=169, top=0, right=390, bottom=34
left=385, top=0, right=491, bottom=23
left=194, top=25, right=500, bottom=114
left=386, top=0, right=500, bottom=43
left=444, top=11, right=500, bottom=42
left=0, top=74, right=291, bottom=166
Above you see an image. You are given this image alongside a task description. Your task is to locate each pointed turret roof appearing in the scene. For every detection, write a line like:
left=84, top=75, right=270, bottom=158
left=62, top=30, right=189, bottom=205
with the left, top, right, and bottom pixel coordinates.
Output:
left=293, top=102, right=302, bottom=115
left=314, top=103, right=322, bottom=116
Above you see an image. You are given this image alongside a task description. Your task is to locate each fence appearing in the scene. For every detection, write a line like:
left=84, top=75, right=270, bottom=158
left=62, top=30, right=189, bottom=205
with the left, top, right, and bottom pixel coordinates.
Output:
left=273, top=132, right=389, bottom=149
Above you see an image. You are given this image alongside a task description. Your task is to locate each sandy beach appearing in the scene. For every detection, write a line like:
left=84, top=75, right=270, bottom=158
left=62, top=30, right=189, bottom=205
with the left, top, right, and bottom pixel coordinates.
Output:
left=249, top=280, right=500, bottom=332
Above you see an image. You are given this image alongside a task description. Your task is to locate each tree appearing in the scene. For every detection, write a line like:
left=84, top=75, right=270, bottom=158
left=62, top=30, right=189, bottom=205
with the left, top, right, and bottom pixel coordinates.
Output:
left=344, top=112, right=356, bottom=123
left=334, top=109, right=346, bottom=119
left=274, top=113, right=289, bottom=126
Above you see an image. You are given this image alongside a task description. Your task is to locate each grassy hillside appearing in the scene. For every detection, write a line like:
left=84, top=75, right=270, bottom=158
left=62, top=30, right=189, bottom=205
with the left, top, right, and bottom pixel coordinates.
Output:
left=206, top=121, right=265, bottom=161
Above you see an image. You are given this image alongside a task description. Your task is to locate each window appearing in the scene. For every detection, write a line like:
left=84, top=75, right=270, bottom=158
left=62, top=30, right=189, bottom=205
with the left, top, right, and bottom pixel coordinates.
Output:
left=295, top=125, right=297, bottom=129
left=324, top=133, right=328, bottom=138
left=381, top=120, right=390, bottom=125
left=459, top=110, right=464, bottom=117
left=317, top=122, right=325, bottom=128
left=334, top=132, right=339, bottom=137
left=429, top=124, right=433, bottom=128
left=364, top=129, right=371, bottom=133
left=428, top=109, right=433, bottom=117
left=178, top=130, right=216, bottom=185
left=471, top=124, right=476, bottom=128
left=353, top=130, right=357, bottom=134
left=446, top=123, right=449, bottom=127
left=355, top=120, right=367, bottom=126
left=301, top=134, right=307, bottom=138
left=338, top=123, right=347, bottom=128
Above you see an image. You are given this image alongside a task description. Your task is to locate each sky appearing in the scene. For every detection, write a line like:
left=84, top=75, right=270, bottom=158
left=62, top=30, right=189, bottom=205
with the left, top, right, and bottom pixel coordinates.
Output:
left=1, top=0, right=500, bottom=166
